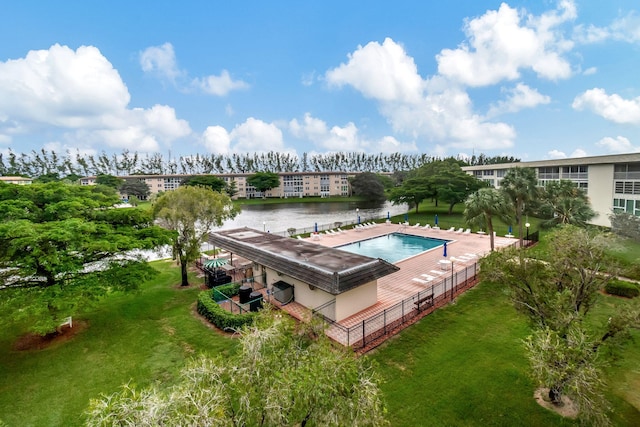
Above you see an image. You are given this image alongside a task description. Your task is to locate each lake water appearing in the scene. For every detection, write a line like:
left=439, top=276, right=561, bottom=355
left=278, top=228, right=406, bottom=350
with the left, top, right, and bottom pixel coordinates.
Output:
left=216, top=200, right=408, bottom=235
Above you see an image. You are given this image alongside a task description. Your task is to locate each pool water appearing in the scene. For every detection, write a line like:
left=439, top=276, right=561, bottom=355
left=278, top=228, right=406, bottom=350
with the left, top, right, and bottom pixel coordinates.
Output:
left=336, top=233, right=449, bottom=263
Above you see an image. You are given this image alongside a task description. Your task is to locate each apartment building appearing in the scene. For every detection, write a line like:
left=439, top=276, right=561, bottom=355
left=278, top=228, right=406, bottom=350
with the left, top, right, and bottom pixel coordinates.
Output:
left=80, top=171, right=352, bottom=200
left=462, top=152, right=640, bottom=227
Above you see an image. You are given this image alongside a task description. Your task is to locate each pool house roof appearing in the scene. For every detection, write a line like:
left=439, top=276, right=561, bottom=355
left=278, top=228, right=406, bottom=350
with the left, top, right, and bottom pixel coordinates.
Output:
left=207, top=227, right=400, bottom=295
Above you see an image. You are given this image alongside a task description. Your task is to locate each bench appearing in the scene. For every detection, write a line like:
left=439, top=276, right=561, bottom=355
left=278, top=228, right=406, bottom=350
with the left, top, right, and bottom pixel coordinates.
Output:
left=414, top=294, right=434, bottom=311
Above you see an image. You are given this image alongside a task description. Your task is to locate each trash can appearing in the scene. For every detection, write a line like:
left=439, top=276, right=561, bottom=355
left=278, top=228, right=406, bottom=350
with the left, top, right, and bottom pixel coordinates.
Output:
left=249, top=291, right=263, bottom=312
left=238, top=285, right=252, bottom=304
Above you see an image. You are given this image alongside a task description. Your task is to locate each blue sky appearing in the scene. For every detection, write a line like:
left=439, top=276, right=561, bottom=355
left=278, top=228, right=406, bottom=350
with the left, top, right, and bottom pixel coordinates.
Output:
left=1, top=0, right=640, bottom=162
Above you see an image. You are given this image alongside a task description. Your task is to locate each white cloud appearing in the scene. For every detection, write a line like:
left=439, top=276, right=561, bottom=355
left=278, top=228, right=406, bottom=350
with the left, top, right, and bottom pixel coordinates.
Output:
left=289, top=113, right=417, bottom=153
left=229, top=118, right=288, bottom=153
left=487, top=83, right=551, bottom=117
left=436, top=2, right=574, bottom=87
left=202, top=125, right=231, bottom=154
left=326, top=38, right=424, bottom=103
left=547, top=149, right=567, bottom=159
left=574, top=11, right=640, bottom=44
left=192, top=70, right=249, bottom=96
left=583, top=66, right=597, bottom=76
left=596, top=136, right=639, bottom=153
left=325, top=38, right=516, bottom=152
left=0, top=44, right=191, bottom=153
left=572, top=88, right=640, bottom=124
left=139, top=43, right=182, bottom=82
left=572, top=148, right=587, bottom=157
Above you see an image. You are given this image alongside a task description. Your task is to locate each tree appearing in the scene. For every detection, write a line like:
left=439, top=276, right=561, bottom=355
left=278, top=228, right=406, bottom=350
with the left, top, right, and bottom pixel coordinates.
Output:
left=118, top=180, right=151, bottom=200
left=246, top=171, right=281, bottom=197
left=95, top=173, right=123, bottom=189
left=181, top=175, right=227, bottom=192
left=537, top=180, right=595, bottom=228
left=0, top=182, right=171, bottom=335
left=432, top=162, right=485, bottom=214
left=225, top=179, right=238, bottom=198
left=86, top=310, right=388, bottom=426
left=153, top=186, right=238, bottom=286
left=609, top=211, right=640, bottom=241
left=500, top=167, right=538, bottom=247
left=463, top=188, right=513, bottom=251
left=349, top=172, right=386, bottom=201
left=388, top=176, right=432, bottom=213
left=480, top=226, right=640, bottom=424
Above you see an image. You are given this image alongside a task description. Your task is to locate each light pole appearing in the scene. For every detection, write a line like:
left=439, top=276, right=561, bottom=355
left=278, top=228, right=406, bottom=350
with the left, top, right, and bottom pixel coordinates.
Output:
left=525, top=222, right=530, bottom=245
left=450, top=260, right=454, bottom=299
left=356, top=207, right=360, bottom=225
left=263, top=221, right=266, bottom=232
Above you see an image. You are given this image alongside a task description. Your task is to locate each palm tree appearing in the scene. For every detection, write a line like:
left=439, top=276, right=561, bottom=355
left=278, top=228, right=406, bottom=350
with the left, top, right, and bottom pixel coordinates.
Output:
left=538, top=180, right=595, bottom=228
left=500, top=167, right=538, bottom=247
left=464, top=188, right=514, bottom=251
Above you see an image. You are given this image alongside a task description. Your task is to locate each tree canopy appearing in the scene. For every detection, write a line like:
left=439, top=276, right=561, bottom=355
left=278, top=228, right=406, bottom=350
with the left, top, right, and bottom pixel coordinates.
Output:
left=181, top=175, right=227, bottom=192
left=500, top=167, right=538, bottom=247
left=86, top=310, right=388, bottom=426
left=349, top=172, right=386, bottom=201
left=463, top=188, right=513, bottom=251
left=118, top=179, right=151, bottom=200
left=0, top=182, right=172, bottom=334
left=480, top=226, right=640, bottom=424
left=153, top=186, right=238, bottom=286
left=246, top=171, right=281, bottom=195
left=537, top=180, right=595, bottom=228
left=95, top=173, right=124, bottom=189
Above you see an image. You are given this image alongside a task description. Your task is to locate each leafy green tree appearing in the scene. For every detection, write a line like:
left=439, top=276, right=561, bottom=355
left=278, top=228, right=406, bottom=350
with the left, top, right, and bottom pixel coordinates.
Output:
left=0, top=182, right=171, bottom=335
left=225, top=179, right=238, bottom=198
left=118, top=179, right=151, bottom=200
left=153, top=186, right=238, bottom=286
left=95, top=173, right=124, bottom=189
left=500, top=167, right=538, bottom=247
left=480, top=226, right=640, bottom=424
left=33, top=172, right=61, bottom=183
left=86, top=310, right=388, bottom=426
left=388, top=176, right=432, bottom=213
left=349, top=172, right=386, bottom=201
left=538, top=180, right=595, bottom=228
left=433, top=162, right=485, bottom=214
left=464, top=188, right=513, bottom=251
left=181, top=175, right=227, bottom=192
left=609, top=211, right=640, bottom=241
left=246, top=171, right=281, bottom=196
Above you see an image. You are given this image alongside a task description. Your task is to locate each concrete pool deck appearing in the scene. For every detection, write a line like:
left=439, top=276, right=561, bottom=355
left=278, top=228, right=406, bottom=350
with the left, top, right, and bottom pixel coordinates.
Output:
left=276, top=223, right=519, bottom=339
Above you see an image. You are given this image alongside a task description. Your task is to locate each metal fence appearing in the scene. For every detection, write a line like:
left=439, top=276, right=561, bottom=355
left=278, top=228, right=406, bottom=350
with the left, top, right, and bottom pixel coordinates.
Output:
left=312, top=262, right=479, bottom=351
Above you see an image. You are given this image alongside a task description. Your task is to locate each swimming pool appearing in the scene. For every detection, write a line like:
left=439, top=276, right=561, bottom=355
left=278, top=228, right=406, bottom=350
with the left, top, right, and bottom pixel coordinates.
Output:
left=336, top=233, right=449, bottom=263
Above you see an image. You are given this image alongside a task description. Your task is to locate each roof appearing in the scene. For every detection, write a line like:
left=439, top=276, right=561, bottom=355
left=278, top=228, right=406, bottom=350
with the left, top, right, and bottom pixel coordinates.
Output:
left=461, top=152, right=640, bottom=171
left=208, top=227, right=400, bottom=295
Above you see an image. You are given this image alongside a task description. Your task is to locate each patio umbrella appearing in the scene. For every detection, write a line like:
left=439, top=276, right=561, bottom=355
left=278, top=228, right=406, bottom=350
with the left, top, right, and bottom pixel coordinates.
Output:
left=404, top=213, right=409, bottom=223
left=435, top=214, right=439, bottom=226
left=508, top=225, right=513, bottom=234
left=387, top=211, right=390, bottom=220
left=204, top=258, right=228, bottom=269
left=314, top=222, right=318, bottom=233
left=443, top=241, right=447, bottom=257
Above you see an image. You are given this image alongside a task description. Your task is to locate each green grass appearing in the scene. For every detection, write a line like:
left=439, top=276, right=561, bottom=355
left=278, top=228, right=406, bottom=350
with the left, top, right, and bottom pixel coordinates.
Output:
left=369, top=281, right=640, bottom=426
left=1, top=231, right=639, bottom=426
left=0, top=261, right=236, bottom=427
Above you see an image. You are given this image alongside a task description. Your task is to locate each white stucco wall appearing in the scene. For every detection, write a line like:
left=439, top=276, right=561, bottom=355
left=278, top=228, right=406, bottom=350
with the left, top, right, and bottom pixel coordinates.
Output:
left=264, top=266, right=335, bottom=318
left=335, top=281, right=377, bottom=322
left=587, top=164, right=614, bottom=227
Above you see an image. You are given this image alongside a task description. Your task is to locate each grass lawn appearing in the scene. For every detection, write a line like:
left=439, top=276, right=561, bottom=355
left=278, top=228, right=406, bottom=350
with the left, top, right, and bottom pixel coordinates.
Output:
left=1, top=231, right=639, bottom=425
left=370, top=280, right=640, bottom=426
left=0, top=260, right=236, bottom=427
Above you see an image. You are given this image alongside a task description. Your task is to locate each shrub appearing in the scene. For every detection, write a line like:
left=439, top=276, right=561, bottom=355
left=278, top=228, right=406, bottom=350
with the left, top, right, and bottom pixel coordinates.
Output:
left=197, top=291, right=256, bottom=331
left=212, top=282, right=242, bottom=302
left=605, top=279, right=640, bottom=298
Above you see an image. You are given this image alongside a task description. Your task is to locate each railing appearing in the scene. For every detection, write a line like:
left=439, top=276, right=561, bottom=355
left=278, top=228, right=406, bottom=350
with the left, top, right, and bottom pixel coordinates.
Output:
left=312, top=262, right=479, bottom=352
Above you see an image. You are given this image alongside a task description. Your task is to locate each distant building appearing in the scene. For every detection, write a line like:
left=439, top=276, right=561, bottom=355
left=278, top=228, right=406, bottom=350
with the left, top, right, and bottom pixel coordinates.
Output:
left=0, top=176, right=32, bottom=185
left=80, top=172, right=353, bottom=200
left=462, top=152, right=640, bottom=227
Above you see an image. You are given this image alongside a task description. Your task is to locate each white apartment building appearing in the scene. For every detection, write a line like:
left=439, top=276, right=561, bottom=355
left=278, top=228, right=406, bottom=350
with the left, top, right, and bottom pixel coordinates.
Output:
left=80, top=172, right=352, bottom=200
left=462, top=152, right=640, bottom=227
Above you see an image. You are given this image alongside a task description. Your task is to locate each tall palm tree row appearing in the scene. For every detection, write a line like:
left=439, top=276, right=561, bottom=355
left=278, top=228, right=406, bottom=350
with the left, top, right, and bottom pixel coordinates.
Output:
left=463, top=188, right=514, bottom=251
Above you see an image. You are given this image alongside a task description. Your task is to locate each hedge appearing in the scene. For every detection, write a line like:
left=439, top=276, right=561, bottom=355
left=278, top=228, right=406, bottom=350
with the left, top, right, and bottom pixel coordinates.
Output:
left=212, top=282, right=242, bottom=302
left=197, top=291, right=257, bottom=331
left=605, top=279, right=640, bottom=298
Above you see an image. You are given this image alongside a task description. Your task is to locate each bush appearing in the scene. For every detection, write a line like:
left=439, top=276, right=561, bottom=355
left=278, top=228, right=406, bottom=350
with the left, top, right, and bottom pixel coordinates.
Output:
left=212, top=282, right=242, bottom=302
left=605, top=279, right=640, bottom=298
left=197, top=291, right=256, bottom=331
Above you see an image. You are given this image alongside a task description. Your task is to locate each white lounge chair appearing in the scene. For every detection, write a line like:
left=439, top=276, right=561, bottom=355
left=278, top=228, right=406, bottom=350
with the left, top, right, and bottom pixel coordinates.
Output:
left=430, top=269, right=445, bottom=276
left=422, top=224, right=431, bottom=229
left=454, top=228, right=464, bottom=233
left=420, top=274, right=435, bottom=281
left=296, top=235, right=304, bottom=240
left=412, top=223, right=421, bottom=228
left=412, top=277, right=430, bottom=285
left=463, top=228, right=471, bottom=234
left=446, top=227, right=455, bottom=232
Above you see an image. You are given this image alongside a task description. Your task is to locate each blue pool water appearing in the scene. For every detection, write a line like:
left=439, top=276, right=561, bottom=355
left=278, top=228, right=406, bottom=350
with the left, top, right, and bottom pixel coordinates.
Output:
left=336, top=233, right=449, bottom=263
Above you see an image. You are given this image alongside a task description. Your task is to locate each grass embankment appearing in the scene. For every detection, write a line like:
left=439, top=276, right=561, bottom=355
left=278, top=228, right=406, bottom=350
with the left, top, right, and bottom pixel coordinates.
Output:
left=0, top=261, right=236, bottom=427
left=0, top=221, right=638, bottom=426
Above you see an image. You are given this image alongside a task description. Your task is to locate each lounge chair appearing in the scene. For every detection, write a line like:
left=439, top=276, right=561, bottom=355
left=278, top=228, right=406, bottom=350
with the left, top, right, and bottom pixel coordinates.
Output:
left=412, top=277, right=431, bottom=285
left=445, top=227, right=455, bottom=232
left=430, top=269, right=445, bottom=276
left=454, top=228, right=464, bottom=233
left=463, top=228, right=471, bottom=234
left=412, top=223, right=421, bottom=228
left=420, top=274, right=435, bottom=281
left=422, top=224, right=431, bottom=229
left=296, top=235, right=304, bottom=240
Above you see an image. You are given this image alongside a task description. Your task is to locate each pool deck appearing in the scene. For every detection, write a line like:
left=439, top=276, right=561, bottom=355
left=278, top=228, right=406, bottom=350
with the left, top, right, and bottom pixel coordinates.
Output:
left=277, top=223, right=518, bottom=329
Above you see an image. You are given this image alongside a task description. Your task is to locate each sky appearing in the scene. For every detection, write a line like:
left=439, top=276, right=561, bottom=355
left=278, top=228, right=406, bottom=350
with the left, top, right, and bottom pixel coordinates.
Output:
left=1, top=0, right=640, bottom=162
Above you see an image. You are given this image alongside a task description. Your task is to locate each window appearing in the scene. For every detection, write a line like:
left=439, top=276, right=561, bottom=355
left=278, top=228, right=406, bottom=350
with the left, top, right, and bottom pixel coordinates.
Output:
left=482, top=170, right=494, bottom=176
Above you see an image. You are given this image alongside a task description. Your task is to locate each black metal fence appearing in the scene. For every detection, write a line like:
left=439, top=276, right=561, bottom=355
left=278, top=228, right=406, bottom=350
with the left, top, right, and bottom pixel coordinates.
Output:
left=312, top=262, right=479, bottom=351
